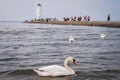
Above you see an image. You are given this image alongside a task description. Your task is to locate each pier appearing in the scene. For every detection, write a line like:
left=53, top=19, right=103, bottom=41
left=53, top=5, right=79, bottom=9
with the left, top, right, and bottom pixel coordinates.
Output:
left=24, top=20, right=120, bottom=28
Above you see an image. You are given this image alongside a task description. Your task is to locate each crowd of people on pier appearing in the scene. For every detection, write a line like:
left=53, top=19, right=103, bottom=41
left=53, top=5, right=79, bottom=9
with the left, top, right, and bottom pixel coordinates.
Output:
left=26, top=15, right=91, bottom=23
left=39, top=18, right=59, bottom=22
left=63, top=16, right=91, bottom=21
left=26, top=17, right=59, bottom=23
left=25, top=14, right=112, bottom=23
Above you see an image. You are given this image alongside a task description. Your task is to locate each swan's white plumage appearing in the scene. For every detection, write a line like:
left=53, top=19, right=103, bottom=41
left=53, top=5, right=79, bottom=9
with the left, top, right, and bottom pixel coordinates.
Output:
left=34, top=56, right=76, bottom=77
left=35, top=65, right=72, bottom=76
left=100, top=34, right=106, bottom=38
left=69, top=36, right=74, bottom=43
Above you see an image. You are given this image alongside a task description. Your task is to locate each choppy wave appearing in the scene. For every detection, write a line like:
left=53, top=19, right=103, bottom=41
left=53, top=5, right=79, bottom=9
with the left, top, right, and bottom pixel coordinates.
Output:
left=0, top=69, right=120, bottom=80
left=7, top=69, right=36, bottom=76
left=0, top=22, right=120, bottom=80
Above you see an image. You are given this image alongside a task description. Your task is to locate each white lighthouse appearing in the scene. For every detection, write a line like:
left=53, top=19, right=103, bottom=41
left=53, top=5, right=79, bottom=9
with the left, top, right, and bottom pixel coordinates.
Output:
left=36, top=3, right=42, bottom=19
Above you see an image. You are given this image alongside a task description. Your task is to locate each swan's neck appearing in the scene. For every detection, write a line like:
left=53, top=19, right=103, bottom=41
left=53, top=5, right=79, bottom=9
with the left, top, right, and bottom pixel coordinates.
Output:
left=64, top=58, right=75, bottom=74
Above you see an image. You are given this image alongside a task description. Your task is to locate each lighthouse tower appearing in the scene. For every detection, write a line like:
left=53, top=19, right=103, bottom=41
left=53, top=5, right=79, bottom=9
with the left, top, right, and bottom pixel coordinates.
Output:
left=36, top=3, right=42, bottom=19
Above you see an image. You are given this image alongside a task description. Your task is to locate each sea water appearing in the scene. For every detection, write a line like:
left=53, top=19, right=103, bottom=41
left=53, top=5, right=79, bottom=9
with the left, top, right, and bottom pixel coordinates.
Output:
left=0, top=21, right=120, bottom=80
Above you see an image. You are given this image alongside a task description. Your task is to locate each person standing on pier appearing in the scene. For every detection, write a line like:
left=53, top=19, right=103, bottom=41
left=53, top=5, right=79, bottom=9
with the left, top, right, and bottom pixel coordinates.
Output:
left=107, top=14, right=110, bottom=22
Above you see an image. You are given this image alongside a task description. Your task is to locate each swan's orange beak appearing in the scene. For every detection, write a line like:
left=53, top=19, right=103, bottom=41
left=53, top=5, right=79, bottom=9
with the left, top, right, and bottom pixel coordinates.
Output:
left=73, top=59, right=77, bottom=65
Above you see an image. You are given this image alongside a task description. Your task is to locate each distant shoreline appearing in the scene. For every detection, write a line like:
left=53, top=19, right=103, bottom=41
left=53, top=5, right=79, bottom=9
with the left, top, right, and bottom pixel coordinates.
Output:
left=24, top=20, right=120, bottom=28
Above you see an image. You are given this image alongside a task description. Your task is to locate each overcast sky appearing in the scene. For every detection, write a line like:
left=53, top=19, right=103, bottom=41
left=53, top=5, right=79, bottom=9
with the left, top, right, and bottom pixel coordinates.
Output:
left=0, top=0, right=120, bottom=21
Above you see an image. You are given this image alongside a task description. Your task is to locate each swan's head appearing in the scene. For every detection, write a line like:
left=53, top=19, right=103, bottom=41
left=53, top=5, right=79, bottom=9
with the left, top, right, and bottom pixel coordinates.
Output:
left=67, top=56, right=77, bottom=65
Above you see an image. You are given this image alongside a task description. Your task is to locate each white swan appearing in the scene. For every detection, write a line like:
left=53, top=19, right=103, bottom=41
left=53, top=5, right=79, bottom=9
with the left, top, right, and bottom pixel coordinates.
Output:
left=69, top=36, right=75, bottom=43
left=34, top=56, right=77, bottom=77
left=100, top=34, right=106, bottom=39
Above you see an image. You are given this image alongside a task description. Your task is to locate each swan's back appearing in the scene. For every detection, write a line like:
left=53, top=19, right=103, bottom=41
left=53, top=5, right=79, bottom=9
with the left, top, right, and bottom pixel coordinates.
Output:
left=34, top=65, right=72, bottom=77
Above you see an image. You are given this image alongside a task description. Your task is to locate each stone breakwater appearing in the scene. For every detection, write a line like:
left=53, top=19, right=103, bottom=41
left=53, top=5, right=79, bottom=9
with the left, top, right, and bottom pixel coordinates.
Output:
left=24, top=20, right=120, bottom=28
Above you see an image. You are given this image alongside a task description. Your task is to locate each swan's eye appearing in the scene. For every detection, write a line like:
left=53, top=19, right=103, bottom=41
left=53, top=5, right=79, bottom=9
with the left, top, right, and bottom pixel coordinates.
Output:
left=73, top=59, right=76, bottom=62
left=73, top=59, right=77, bottom=65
